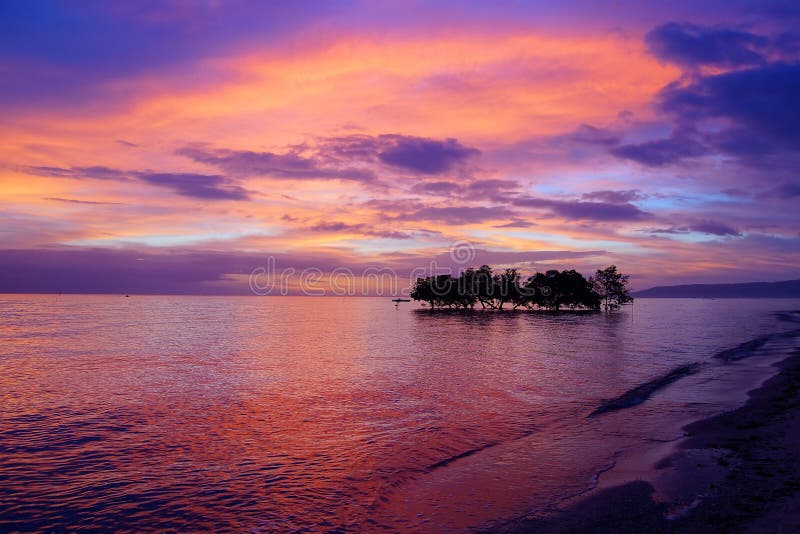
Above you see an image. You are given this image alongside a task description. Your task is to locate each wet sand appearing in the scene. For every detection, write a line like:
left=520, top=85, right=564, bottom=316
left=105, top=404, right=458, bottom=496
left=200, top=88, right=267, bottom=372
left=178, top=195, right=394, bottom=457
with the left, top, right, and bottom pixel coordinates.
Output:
left=494, top=351, right=800, bottom=533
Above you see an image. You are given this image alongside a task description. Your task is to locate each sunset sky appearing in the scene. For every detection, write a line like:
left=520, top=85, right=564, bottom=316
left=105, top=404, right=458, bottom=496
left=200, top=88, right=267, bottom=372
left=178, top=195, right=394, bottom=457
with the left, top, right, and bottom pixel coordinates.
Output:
left=1, top=0, right=799, bottom=294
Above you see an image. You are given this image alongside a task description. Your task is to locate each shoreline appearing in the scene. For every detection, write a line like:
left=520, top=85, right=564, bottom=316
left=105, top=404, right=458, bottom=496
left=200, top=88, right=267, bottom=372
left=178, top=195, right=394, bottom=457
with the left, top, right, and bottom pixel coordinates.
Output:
left=493, top=346, right=800, bottom=533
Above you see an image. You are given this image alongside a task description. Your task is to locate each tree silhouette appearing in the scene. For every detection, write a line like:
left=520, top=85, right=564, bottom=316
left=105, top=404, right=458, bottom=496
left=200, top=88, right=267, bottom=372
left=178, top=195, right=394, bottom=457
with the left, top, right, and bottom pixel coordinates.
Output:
left=522, top=269, right=599, bottom=311
left=475, top=265, right=495, bottom=309
left=493, top=268, right=521, bottom=310
left=410, top=276, right=437, bottom=310
left=591, top=265, right=633, bottom=311
left=410, top=264, right=628, bottom=312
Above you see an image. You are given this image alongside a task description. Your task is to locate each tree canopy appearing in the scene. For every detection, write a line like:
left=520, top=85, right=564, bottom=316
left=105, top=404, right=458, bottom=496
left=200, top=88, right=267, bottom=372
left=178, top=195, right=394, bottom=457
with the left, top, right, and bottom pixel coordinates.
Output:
left=591, top=265, right=634, bottom=311
left=410, top=265, right=632, bottom=311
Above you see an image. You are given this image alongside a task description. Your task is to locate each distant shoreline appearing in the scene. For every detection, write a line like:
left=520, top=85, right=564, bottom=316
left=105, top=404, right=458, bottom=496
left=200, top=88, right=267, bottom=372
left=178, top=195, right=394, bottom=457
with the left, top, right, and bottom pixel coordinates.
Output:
left=633, top=279, right=800, bottom=299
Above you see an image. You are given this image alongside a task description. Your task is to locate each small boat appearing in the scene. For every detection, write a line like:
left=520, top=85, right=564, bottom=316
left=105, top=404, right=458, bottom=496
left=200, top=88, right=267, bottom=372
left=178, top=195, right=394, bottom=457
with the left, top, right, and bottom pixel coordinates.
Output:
left=392, top=298, right=411, bottom=302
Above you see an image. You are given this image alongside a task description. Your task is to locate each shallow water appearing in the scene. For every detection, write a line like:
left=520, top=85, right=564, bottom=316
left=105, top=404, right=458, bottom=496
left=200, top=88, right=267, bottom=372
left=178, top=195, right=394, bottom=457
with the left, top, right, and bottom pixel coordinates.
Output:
left=1, top=295, right=799, bottom=531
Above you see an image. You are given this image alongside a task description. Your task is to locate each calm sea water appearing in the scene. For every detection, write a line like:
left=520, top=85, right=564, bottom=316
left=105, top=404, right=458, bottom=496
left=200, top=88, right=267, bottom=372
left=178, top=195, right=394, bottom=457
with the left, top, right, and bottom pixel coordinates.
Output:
left=1, top=295, right=799, bottom=532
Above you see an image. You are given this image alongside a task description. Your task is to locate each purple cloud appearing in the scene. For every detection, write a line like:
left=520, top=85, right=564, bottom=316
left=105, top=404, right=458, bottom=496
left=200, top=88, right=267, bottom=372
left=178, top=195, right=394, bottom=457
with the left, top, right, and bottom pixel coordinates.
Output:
left=776, top=182, right=800, bottom=197
left=178, top=133, right=479, bottom=181
left=411, top=181, right=461, bottom=196
left=463, top=179, right=519, bottom=199
left=659, top=62, right=800, bottom=146
left=320, top=133, right=480, bottom=174
left=26, top=165, right=129, bottom=181
left=319, top=134, right=385, bottom=161
left=137, top=172, right=249, bottom=200
left=411, top=178, right=517, bottom=198
left=0, top=247, right=397, bottom=295
left=610, top=134, right=709, bottom=166
left=376, top=135, right=479, bottom=174
left=650, top=220, right=742, bottom=236
left=612, top=24, right=800, bottom=173
left=395, top=206, right=514, bottom=224
left=493, top=218, right=535, bottom=228
left=690, top=220, right=742, bottom=236
left=581, top=189, right=645, bottom=203
left=0, top=248, right=253, bottom=295
left=721, top=188, right=751, bottom=198
left=708, top=127, right=780, bottom=161
left=44, top=197, right=124, bottom=205
left=309, top=221, right=412, bottom=239
left=646, top=22, right=769, bottom=68
left=760, top=181, right=800, bottom=199
left=26, top=165, right=249, bottom=201
left=176, top=145, right=377, bottom=183
left=512, top=196, right=651, bottom=221
left=564, top=124, right=620, bottom=146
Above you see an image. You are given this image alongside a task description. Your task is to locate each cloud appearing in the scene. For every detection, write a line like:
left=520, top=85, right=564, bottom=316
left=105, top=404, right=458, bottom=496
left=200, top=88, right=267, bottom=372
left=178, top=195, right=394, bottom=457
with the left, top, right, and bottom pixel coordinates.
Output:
left=759, top=181, right=800, bottom=199
left=0, top=247, right=379, bottom=295
left=564, top=124, right=620, bottom=146
left=650, top=220, right=742, bottom=236
left=610, top=133, right=709, bottom=166
left=411, top=181, right=461, bottom=196
left=0, top=248, right=252, bottom=295
left=749, top=2, right=800, bottom=20
left=178, top=133, right=480, bottom=183
left=376, top=135, right=479, bottom=174
left=44, top=197, right=124, bottom=205
left=721, top=188, right=751, bottom=198
left=26, top=165, right=129, bottom=181
left=646, top=22, right=769, bottom=68
left=395, top=206, right=514, bottom=224
left=512, top=196, right=651, bottom=221
left=308, top=221, right=412, bottom=239
left=690, top=220, right=742, bottom=236
left=25, top=165, right=249, bottom=200
left=320, top=133, right=480, bottom=174
left=708, top=126, right=779, bottom=160
left=310, top=221, right=365, bottom=232
left=581, top=189, right=645, bottom=203
left=410, top=178, right=518, bottom=199
left=612, top=25, right=800, bottom=170
left=137, top=172, right=250, bottom=200
left=176, top=145, right=377, bottom=182
left=462, top=179, right=519, bottom=199
left=493, top=218, right=535, bottom=228
left=658, top=62, right=800, bottom=146
left=775, top=181, right=800, bottom=197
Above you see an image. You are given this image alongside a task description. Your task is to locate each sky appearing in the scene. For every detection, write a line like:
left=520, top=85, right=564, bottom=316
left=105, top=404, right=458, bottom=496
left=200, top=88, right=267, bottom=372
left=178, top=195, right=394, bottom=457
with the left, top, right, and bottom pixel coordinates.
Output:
left=1, top=0, right=799, bottom=294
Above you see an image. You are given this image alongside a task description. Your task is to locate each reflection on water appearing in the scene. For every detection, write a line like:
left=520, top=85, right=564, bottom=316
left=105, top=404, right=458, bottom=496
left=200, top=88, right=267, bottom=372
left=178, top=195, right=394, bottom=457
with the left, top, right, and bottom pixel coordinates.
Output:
left=1, top=295, right=798, bottom=531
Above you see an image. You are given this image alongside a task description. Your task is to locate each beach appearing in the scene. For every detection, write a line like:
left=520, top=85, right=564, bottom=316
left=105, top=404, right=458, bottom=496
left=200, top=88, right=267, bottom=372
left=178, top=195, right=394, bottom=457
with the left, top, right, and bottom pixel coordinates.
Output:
left=495, top=348, right=800, bottom=533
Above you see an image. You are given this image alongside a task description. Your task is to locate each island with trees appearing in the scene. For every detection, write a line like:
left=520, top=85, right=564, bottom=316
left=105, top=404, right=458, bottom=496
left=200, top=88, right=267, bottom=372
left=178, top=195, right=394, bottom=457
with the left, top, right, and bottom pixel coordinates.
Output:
left=409, top=265, right=632, bottom=312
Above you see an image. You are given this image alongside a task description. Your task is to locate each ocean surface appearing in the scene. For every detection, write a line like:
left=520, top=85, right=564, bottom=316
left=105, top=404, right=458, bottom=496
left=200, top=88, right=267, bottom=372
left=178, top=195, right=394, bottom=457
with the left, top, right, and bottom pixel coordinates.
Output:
left=1, top=295, right=799, bottom=532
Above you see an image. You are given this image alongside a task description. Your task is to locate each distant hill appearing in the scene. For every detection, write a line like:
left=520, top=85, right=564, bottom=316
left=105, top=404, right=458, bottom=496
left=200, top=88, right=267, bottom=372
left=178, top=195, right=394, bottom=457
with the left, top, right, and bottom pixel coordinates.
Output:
left=633, top=279, right=800, bottom=299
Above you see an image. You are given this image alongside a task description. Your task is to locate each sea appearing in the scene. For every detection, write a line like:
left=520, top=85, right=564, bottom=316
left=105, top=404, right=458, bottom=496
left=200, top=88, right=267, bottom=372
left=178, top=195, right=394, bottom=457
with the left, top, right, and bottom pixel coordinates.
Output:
left=1, top=295, right=799, bottom=532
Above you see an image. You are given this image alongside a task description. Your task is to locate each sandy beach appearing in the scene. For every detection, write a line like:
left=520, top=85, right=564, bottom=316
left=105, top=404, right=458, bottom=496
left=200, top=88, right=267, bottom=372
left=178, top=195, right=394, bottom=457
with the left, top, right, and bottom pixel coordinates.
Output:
left=495, top=349, right=800, bottom=533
